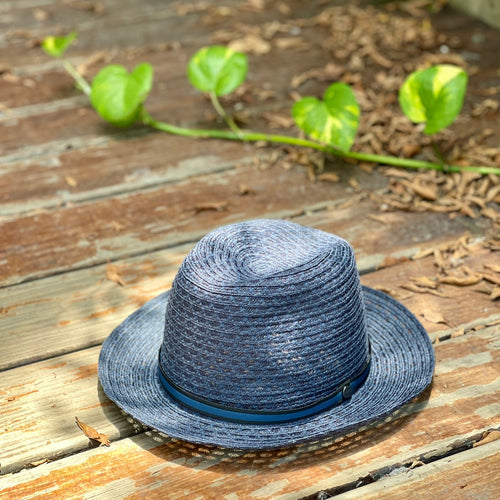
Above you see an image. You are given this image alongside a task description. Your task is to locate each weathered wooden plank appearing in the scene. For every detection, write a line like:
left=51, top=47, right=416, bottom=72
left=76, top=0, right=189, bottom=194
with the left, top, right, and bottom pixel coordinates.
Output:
left=0, top=134, right=256, bottom=216
left=0, top=163, right=393, bottom=286
left=0, top=327, right=498, bottom=496
left=1, top=0, right=229, bottom=67
left=360, top=245, right=500, bottom=334
left=335, top=439, right=500, bottom=499
left=1, top=13, right=328, bottom=110
left=1, top=200, right=495, bottom=370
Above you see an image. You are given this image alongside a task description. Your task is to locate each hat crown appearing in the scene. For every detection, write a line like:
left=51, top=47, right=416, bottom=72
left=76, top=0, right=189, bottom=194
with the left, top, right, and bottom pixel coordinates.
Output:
left=160, top=220, right=370, bottom=412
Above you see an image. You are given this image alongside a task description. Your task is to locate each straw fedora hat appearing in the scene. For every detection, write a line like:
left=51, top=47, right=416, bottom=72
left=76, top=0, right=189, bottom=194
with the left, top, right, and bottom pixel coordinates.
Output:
left=99, top=219, right=434, bottom=449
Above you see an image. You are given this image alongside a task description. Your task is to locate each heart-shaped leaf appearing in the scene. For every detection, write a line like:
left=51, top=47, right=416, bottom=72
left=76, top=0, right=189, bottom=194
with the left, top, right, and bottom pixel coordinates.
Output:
left=187, top=46, right=248, bottom=96
left=42, top=32, right=77, bottom=58
left=399, top=64, right=468, bottom=135
left=90, top=63, right=153, bottom=127
left=292, top=83, right=360, bottom=152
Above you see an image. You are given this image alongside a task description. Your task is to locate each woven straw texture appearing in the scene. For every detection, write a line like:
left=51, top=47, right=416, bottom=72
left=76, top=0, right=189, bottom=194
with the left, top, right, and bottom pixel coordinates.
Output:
left=99, top=220, right=435, bottom=449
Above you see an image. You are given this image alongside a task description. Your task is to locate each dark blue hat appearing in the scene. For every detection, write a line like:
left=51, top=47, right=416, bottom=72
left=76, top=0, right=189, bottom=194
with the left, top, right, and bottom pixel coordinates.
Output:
left=98, top=219, right=434, bottom=449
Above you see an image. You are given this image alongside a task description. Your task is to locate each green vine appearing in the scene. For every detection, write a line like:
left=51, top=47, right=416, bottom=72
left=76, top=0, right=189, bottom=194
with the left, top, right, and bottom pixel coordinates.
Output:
left=42, top=33, right=500, bottom=177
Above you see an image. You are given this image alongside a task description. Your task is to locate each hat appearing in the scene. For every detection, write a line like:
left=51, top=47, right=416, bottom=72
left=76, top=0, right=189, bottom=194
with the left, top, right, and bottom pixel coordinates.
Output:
left=98, top=219, right=434, bottom=449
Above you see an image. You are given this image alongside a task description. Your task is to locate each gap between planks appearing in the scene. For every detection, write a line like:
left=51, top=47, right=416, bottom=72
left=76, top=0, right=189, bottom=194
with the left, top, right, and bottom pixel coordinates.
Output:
left=329, top=438, right=500, bottom=499
left=0, top=325, right=498, bottom=495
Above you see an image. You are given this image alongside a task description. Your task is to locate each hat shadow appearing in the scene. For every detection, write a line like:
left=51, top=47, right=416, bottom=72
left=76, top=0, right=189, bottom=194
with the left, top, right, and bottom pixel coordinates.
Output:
left=104, top=382, right=433, bottom=474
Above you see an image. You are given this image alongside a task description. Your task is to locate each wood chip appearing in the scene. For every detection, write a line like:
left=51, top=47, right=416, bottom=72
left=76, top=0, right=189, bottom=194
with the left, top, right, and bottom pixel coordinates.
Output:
left=291, top=62, right=344, bottom=89
left=482, top=272, right=500, bottom=286
left=412, top=248, right=434, bottom=260
left=377, top=256, right=409, bottom=270
left=484, top=263, right=500, bottom=273
left=433, top=249, right=447, bottom=271
left=106, top=263, right=125, bottom=287
left=401, top=283, right=446, bottom=297
left=367, top=213, right=392, bottom=224
left=29, top=458, right=49, bottom=467
left=62, top=0, right=104, bottom=13
left=409, top=276, right=437, bottom=289
left=473, top=429, right=500, bottom=448
left=274, top=37, right=310, bottom=51
left=229, top=34, right=271, bottom=55
left=490, top=287, right=500, bottom=300
left=317, top=172, right=340, bottom=183
left=401, top=180, right=438, bottom=201
left=75, top=417, right=110, bottom=446
left=348, top=177, right=361, bottom=191
left=238, top=184, right=255, bottom=196
left=33, top=8, right=50, bottom=21
left=438, top=275, right=482, bottom=286
left=261, top=112, right=295, bottom=129
left=64, top=175, right=77, bottom=188
left=194, top=201, right=228, bottom=213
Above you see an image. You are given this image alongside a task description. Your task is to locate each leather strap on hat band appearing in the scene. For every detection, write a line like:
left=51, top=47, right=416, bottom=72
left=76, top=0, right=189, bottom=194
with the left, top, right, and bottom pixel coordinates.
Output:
left=158, top=353, right=371, bottom=424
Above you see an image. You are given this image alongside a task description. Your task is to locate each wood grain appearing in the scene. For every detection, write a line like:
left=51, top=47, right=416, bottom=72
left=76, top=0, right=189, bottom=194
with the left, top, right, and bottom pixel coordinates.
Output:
left=335, top=439, right=500, bottom=499
left=0, top=327, right=498, bottom=496
left=0, top=163, right=390, bottom=286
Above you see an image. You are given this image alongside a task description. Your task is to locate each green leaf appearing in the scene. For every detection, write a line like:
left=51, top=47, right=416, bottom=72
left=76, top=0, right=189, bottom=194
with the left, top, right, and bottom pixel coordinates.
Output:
left=41, top=32, right=77, bottom=58
left=399, top=64, right=468, bottom=135
left=90, top=63, right=153, bottom=127
left=187, top=46, right=248, bottom=96
left=292, top=82, right=360, bottom=152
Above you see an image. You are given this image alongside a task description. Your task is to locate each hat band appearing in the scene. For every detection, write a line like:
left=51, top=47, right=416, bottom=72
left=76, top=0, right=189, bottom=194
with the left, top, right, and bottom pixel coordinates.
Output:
left=158, top=353, right=371, bottom=424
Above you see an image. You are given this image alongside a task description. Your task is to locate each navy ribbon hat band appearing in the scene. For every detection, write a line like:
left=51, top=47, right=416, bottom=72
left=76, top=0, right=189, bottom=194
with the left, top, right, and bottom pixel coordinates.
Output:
left=158, top=351, right=372, bottom=424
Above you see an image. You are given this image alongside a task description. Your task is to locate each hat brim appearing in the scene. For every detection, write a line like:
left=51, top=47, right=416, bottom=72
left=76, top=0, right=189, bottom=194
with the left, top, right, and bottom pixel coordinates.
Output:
left=98, top=286, right=434, bottom=449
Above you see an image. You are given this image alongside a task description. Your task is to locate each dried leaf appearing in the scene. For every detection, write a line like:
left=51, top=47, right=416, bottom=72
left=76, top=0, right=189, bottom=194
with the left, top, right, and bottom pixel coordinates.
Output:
left=75, top=417, right=110, bottom=446
left=194, top=201, right=228, bottom=213
left=422, top=310, right=450, bottom=326
left=106, top=263, right=125, bottom=287
left=473, top=429, right=500, bottom=448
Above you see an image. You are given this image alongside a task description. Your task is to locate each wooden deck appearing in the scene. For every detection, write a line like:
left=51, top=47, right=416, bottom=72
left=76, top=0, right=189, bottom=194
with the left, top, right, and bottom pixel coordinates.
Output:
left=1, top=1, right=499, bottom=498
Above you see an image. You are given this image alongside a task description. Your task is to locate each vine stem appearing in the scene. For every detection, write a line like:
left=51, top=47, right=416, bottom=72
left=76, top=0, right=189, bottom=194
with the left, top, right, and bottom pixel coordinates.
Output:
left=140, top=109, right=500, bottom=176
left=62, top=59, right=91, bottom=96
left=58, top=59, right=500, bottom=177
left=209, top=92, right=243, bottom=137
